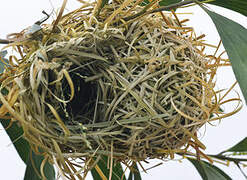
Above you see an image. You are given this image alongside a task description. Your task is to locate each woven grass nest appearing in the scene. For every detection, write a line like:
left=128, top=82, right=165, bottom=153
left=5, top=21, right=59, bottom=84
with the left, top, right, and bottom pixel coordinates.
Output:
left=0, top=0, right=241, bottom=178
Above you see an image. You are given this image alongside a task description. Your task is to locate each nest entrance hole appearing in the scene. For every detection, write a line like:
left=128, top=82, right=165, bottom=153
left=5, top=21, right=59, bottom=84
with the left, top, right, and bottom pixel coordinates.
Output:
left=61, top=68, right=99, bottom=124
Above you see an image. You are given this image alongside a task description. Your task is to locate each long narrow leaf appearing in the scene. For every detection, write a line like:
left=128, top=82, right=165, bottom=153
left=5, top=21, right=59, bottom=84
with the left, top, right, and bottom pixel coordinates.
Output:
left=1, top=50, right=55, bottom=179
left=141, top=0, right=181, bottom=8
left=0, top=50, right=8, bottom=73
left=188, top=158, right=232, bottom=180
left=223, top=137, right=247, bottom=153
left=24, top=150, right=55, bottom=180
left=207, top=0, right=247, bottom=17
left=91, top=156, right=126, bottom=180
left=201, top=6, right=247, bottom=103
left=0, top=119, right=55, bottom=180
left=128, top=163, right=142, bottom=180
left=0, top=119, right=30, bottom=163
left=159, top=0, right=181, bottom=7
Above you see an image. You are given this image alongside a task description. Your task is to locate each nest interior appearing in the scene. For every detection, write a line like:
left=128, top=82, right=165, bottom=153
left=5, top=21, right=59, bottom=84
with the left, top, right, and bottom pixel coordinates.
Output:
left=0, top=0, right=235, bottom=172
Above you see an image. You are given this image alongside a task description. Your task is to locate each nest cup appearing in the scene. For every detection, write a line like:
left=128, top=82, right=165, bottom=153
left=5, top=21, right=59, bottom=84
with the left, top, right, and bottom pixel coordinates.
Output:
left=0, top=0, right=233, bottom=175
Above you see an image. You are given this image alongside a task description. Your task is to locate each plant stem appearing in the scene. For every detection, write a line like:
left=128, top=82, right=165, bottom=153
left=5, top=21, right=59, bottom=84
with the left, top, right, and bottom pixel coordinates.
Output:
left=179, top=152, right=247, bottom=163
left=0, top=39, right=13, bottom=44
left=123, top=0, right=195, bottom=21
left=208, top=154, right=247, bottom=162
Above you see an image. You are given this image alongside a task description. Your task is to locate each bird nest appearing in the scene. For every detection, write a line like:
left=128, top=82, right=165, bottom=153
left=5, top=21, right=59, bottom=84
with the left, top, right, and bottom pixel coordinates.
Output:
left=0, top=0, right=241, bottom=178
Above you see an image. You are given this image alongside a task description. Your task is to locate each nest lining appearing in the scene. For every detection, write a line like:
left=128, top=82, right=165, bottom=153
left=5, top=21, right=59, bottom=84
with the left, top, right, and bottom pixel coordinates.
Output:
left=0, top=1, right=241, bottom=178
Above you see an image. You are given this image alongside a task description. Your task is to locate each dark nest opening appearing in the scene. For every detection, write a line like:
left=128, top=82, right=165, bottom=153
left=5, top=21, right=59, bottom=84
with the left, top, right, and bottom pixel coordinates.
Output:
left=61, top=68, right=99, bottom=124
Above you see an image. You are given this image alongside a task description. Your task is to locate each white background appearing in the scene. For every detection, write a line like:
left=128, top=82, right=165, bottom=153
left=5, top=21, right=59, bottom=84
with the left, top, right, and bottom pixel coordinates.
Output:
left=0, top=0, right=247, bottom=179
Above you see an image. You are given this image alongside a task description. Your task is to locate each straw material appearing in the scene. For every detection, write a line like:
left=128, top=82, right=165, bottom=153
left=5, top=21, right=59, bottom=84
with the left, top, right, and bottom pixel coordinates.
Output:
left=0, top=0, right=241, bottom=178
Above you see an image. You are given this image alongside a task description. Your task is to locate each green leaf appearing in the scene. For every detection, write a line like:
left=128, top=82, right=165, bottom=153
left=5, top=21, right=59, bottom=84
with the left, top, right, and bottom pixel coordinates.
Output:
left=0, top=50, right=8, bottom=73
left=159, top=0, right=181, bottom=7
left=0, top=50, right=7, bottom=59
left=97, top=0, right=110, bottom=15
left=140, top=0, right=181, bottom=8
left=207, top=0, right=247, bottom=17
left=91, top=156, right=126, bottom=180
left=128, top=163, right=142, bottom=180
left=188, top=158, right=232, bottom=180
left=1, top=66, right=55, bottom=179
left=24, top=150, right=55, bottom=180
left=0, top=119, right=30, bottom=163
left=0, top=119, right=55, bottom=179
left=226, top=137, right=247, bottom=152
left=200, top=5, right=247, bottom=103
